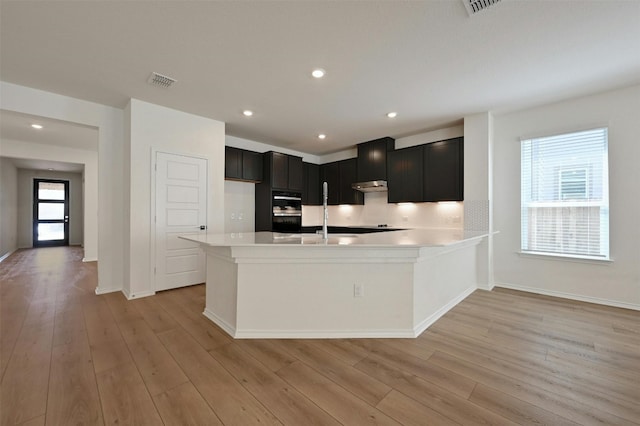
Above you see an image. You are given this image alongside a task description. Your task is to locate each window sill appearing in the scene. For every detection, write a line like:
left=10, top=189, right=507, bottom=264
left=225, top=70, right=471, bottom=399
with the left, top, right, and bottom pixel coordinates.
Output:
left=517, top=251, right=613, bottom=265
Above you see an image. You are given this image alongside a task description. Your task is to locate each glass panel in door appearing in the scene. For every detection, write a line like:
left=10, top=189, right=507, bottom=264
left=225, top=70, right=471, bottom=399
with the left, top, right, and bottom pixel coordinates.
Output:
left=33, top=179, right=69, bottom=246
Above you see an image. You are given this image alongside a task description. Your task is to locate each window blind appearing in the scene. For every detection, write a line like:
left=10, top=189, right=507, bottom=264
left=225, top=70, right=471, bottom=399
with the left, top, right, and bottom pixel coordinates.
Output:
left=521, top=128, right=609, bottom=259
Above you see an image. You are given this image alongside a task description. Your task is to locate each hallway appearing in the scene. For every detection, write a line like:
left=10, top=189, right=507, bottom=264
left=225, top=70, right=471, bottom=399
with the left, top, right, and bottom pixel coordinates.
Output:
left=1, top=247, right=100, bottom=424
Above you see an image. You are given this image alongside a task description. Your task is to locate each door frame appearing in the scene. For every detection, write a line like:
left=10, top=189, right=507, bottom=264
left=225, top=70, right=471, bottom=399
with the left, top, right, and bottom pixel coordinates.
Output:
left=32, top=178, right=70, bottom=247
left=150, top=148, right=209, bottom=293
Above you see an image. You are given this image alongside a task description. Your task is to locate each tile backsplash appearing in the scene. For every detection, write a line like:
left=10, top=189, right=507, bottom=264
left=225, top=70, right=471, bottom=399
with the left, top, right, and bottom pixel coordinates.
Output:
left=302, top=192, right=463, bottom=229
left=225, top=182, right=464, bottom=232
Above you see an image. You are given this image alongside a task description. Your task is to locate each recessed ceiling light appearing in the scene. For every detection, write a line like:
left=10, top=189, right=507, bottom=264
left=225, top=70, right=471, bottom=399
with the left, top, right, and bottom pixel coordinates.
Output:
left=31, top=124, right=43, bottom=129
left=47, top=168, right=54, bottom=171
left=242, top=110, right=253, bottom=117
left=386, top=112, right=398, bottom=118
left=311, top=69, right=326, bottom=79
left=318, top=134, right=326, bottom=140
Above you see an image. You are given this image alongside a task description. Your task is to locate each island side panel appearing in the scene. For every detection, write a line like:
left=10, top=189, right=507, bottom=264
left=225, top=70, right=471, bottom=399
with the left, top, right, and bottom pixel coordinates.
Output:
left=412, top=239, right=481, bottom=335
left=202, top=246, right=239, bottom=336
left=234, top=261, right=415, bottom=338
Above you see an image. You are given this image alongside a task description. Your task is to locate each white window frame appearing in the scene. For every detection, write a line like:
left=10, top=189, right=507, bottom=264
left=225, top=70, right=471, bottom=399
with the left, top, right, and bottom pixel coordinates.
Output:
left=520, top=127, right=610, bottom=261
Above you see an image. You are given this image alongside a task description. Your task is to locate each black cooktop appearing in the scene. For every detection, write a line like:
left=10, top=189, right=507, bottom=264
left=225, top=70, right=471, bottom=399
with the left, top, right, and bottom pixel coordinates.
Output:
left=300, top=226, right=404, bottom=234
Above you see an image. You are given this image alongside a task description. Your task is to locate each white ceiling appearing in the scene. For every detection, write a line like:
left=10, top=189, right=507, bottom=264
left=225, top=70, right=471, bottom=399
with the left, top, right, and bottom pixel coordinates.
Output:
left=0, top=110, right=99, bottom=151
left=0, top=110, right=97, bottom=173
left=1, top=1, right=639, bottom=155
left=5, top=157, right=85, bottom=173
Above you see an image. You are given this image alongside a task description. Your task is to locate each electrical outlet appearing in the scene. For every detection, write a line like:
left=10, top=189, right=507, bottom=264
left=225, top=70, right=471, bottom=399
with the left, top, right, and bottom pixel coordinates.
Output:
left=354, top=283, right=364, bottom=298
left=238, top=212, right=244, bottom=220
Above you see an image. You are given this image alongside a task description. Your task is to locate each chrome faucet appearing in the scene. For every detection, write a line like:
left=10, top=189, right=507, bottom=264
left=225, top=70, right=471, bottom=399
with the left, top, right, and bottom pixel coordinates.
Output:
left=322, top=181, right=328, bottom=239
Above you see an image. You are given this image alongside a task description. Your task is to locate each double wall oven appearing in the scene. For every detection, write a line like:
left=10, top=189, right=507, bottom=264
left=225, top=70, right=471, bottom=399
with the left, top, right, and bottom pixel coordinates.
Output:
left=272, top=191, right=302, bottom=233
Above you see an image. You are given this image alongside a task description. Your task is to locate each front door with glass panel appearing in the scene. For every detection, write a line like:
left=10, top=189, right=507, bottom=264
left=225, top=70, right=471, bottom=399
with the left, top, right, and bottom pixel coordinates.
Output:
left=33, top=179, right=69, bottom=247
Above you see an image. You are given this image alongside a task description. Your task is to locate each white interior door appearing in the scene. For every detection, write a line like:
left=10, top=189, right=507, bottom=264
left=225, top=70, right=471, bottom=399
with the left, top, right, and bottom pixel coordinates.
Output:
left=155, top=152, right=207, bottom=292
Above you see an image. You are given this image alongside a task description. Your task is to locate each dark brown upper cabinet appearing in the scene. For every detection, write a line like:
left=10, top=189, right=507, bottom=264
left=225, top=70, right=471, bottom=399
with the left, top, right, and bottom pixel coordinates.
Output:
left=320, top=162, right=340, bottom=205
left=225, top=146, right=243, bottom=180
left=387, top=145, right=424, bottom=203
left=356, top=137, right=395, bottom=182
left=265, top=151, right=304, bottom=192
left=423, top=137, right=464, bottom=202
left=288, top=155, right=304, bottom=191
left=241, top=150, right=263, bottom=182
left=339, top=158, right=363, bottom=205
left=225, top=146, right=263, bottom=182
left=320, top=159, right=363, bottom=205
left=303, top=162, right=321, bottom=205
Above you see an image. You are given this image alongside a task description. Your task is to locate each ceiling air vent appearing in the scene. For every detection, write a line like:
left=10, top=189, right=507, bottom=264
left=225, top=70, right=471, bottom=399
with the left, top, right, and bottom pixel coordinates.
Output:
left=147, top=72, right=177, bottom=88
left=462, top=0, right=502, bottom=16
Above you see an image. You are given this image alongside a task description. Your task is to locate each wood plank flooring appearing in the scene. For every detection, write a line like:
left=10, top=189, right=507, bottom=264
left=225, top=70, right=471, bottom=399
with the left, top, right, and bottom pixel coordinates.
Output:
left=1, top=247, right=639, bottom=425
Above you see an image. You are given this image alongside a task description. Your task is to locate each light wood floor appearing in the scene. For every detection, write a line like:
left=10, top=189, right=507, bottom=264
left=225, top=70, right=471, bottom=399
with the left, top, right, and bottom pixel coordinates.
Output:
left=1, top=247, right=639, bottom=425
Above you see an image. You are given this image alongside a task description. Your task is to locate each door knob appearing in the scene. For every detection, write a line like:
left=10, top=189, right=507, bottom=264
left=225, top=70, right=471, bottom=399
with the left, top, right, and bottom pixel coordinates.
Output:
left=200, top=225, right=206, bottom=230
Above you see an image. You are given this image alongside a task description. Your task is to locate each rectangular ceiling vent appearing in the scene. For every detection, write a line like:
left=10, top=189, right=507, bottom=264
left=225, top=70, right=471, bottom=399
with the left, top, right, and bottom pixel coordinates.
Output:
left=462, top=0, right=502, bottom=16
left=147, top=72, right=177, bottom=88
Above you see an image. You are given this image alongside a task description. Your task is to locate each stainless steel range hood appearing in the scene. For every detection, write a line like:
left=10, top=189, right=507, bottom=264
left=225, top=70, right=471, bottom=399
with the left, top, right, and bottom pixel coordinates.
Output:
left=351, top=180, right=388, bottom=192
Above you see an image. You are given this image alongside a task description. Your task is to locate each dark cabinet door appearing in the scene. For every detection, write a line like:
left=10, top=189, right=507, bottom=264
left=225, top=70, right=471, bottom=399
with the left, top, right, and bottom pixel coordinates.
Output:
left=423, top=137, right=463, bottom=201
left=224, top=146, right=243, bottom=180
left=271, top=152, right=289, bottom=189
left=242, top=150, right=263, bottom=182
left=339, top=158, right=364, bottom=205
left=225, top=146, right=263, bottom=182
left=357, top=137, right=394, bottom=182
left=288, top=156, right=304, bottom=191
left=387, top=150, right=404, bottom=202
left=303, top=162, right=321, bottom=205
left=321, top=159, right=364, bottom=205
left=387, top=146, right=424, bottom=203
left=320, top=162, right=340, bottom=205
left=403, top=146, right=425, bottom=202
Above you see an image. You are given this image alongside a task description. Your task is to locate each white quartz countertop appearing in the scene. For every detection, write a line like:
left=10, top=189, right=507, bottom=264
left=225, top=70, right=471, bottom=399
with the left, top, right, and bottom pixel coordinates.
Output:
left=180, top=228, right=488, bottom=248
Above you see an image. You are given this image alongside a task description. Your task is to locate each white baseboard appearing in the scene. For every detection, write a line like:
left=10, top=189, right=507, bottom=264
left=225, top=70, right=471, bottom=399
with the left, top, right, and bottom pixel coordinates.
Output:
left=82, top=257, right=98, bottom=263
left=125, top=290, right=155, bottom=300
left=95, top=286, right=122, bottom=295
left=0, top=249, right=17, bottom=263
left=233, top=329, right=418, bottom=339
left=203, top=308, right=237, bottom=337
left=412, top=285, right=476, bottom=337
left=203, top=308, right=418, bottom=339
left=97, top=288, right=155, bottom=299
left=477, top=282, right=495, bottom=291
left=494, top=282, right=640, bottom=312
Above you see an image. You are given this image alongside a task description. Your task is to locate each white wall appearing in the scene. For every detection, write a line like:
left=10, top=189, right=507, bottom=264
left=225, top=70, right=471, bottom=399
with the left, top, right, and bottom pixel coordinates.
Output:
left=0, top=138, right=98, bottom=261
left=0, top=158, right=18, bottom=259
left=224, top=181, right=255, bottom=233
left=493, top=84, right=640, bottom=309
left=463, top=113, right=494, bottom=290
left=0, top=82, right=124, bottom=292
left=395, top=125, right=464, bottom=150
left=125, top=99, right=225, bottom=298
left=16, top=169, right=83, bottom=247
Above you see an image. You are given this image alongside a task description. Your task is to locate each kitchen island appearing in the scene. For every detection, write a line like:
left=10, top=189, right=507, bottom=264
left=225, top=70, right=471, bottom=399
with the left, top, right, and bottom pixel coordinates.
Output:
left=181, top=228, right=487, bottom=338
